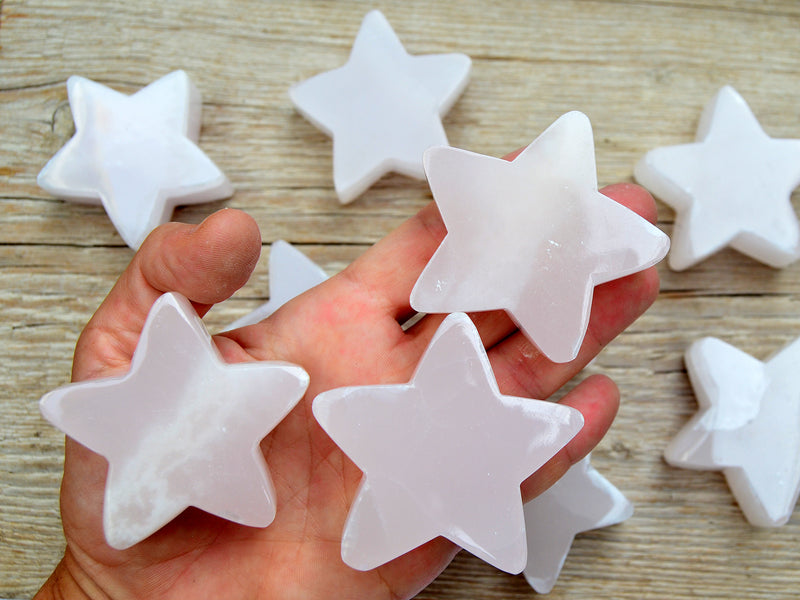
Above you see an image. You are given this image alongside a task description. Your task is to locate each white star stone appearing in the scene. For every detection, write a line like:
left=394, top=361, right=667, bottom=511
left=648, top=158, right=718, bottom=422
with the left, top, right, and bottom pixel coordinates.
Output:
left=289, top=10, right=471, bottom=203
left=38, top=70, right=233, bottom=249
left=225, top=240, right=329, bottom=331
left=410, top=111, right=669, bottom=363
left=522, top=455, right=633, bottom=594
left=635, top=85, right=800, bottom=270
left=39, top=293, right=309, bottom=549
left=664, top=336, right=800, bottom=527
left=312, top=312, right=584, bottom=574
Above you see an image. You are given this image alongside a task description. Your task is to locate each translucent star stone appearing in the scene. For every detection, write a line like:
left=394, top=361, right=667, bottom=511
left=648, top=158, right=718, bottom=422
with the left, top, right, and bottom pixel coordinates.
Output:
left=313, top=312, right=584, bottom=574
left=522, top=455, right=633, bottom=594
left=664, top=336, right=800, bottom=527
left=40, top=293, right=309, bottom=549
left=635, top=85, right=800, bottom=270
left=411, top=111, right=669, bottom=363
left=225, top=240, right=328, bottom=331
left=289, top=10, right=471, bottom=203
left=38, top=71, right=233, bottom=249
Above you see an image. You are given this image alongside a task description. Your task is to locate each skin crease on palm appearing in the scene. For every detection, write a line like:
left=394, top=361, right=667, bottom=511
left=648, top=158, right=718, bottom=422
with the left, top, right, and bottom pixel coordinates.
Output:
left=35, top=154, right=662, bottom=600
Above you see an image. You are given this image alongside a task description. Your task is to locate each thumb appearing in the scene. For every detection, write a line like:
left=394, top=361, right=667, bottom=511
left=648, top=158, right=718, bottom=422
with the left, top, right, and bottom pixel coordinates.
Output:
left=72, top=209, right=261, bottom=381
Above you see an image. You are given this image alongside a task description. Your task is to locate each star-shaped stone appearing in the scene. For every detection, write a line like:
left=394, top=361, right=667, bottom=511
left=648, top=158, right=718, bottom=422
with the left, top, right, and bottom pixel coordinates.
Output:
left=410, top=111, right=670, bottom=363
left=312, top=312, right=584, bottom=573
left=635, top=85, right=800, bottom=270
left=289, top=10, right=471, bottom=203
left=38, top=70, right=233, bottom=249
left=522, top=455, right=633, bottom=594
left=664, top=336, right=800, bottom=527
left=225, top=240, right=329, bottom=331
left=39, top=293, right=309, bottom=549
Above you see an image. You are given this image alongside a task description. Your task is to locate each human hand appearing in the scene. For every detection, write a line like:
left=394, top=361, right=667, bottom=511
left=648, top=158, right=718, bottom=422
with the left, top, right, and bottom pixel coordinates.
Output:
left=37, top=181, right=660, bottom=600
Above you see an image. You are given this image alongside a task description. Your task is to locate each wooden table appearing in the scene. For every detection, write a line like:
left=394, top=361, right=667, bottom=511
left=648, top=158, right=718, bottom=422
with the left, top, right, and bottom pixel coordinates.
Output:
left=2, top=1, right=799, bottom=598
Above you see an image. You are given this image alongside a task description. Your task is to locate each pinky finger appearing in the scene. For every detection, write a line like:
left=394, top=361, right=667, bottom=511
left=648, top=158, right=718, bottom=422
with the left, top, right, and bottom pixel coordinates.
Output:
left=520, top=374, right=619, bottom=503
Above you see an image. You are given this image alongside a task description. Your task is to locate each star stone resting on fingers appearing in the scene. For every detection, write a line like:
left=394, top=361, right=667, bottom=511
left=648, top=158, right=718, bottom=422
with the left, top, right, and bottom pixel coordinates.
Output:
left=36, top=173, right=662, bottom=600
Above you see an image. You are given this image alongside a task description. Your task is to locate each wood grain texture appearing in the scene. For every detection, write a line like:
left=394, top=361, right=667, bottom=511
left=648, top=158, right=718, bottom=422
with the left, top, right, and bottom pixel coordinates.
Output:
left=2, top=0, right=800, bottom=597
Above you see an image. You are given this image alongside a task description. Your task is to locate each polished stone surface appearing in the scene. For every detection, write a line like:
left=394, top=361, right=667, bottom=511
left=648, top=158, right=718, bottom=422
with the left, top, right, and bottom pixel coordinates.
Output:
left=635, top=86, right=800, bottom=270
left=522, top=455, right=633, bottom=594
left=289, top=10, right=470, bottom=203
left=40, top=293, right=309, bottom=549
left=411, top=111, right=669, bottom=362
left=313, top=312, right=583, bottom=573
left=665, top=336, right=800, bottom=527
left=38, top=70, right=233, bottom=249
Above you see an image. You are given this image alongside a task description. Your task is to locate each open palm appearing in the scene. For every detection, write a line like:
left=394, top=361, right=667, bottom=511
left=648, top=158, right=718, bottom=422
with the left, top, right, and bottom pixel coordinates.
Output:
left=37, top=182, right=660, bottom=600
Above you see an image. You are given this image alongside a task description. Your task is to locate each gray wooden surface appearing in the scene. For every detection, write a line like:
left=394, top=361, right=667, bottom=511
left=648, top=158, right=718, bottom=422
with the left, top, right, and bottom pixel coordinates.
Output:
left=2, top=1, right=800, bottom=598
